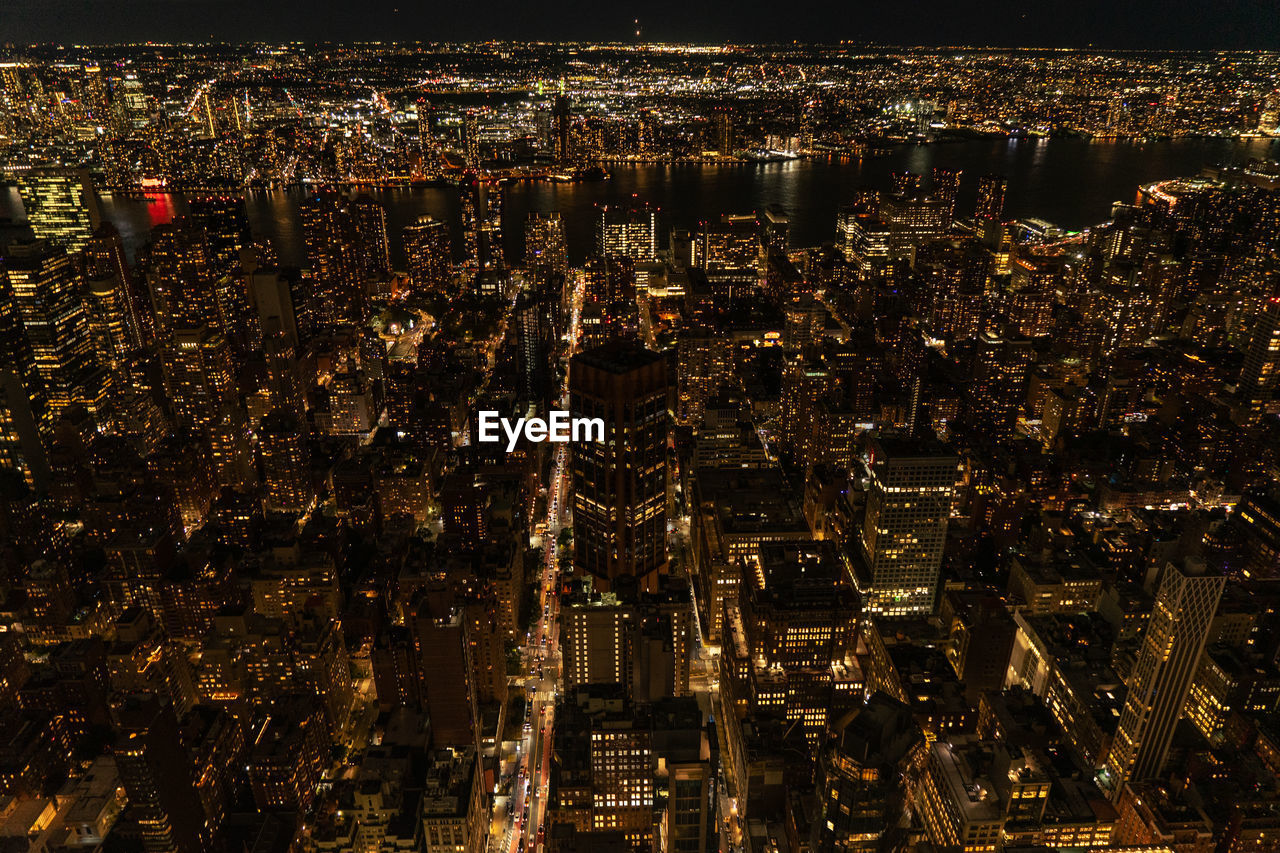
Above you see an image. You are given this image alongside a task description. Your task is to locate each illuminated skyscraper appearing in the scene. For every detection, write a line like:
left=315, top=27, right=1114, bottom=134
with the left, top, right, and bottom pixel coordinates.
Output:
left=299, top=193, right=367, bottom=325
left=86, top=223, right=145, bottom=350
left=816, top=693, right=924, bottom=853
left=975, top=174, right=1007, bottom=222
left=258, top=408, right=314, bottom=514
left=1103, top=561, right=1225, bottom=798
left=780, top=355, right=832, bottom=470
left=762, top=205, right=790, bottom=255
left=1006, top=250, right=1063, bottom=338
left=476, top=179, right=504, bottom=272
left=1237, top=297, right=1280, bottom=420
left=17, top=169, right=99, bottom=253
left=597, top=202, right=657, bottom=262
left=248, top=269, right=302, bottom=352
left=570, top=343, right=669, bottom=592
left=676, top=329, right=731, bottom=426
left=514, top=292, right=552, bottom=405
left=562, top=595, right=637, bottom=690
left=403, top=215, right=452, bottom=296
left=349, top=194, right=391, bottom=277
left=968, top=329, right=1034, bottom=439
left=4, top=238, right=97, bottom=418
left=166, top=325, right=236, bottom=434
left=112, top=72, right=150, bottom=133
left=713, top=106, right=734, bottom=155
left=145, top=222, right=221, bottom=344
left=697, top=214, right=759, bottom=271
left=525, top=212, right=568, bottom=285
left=891, top=170, right=923, bottom=197
left=462, top=110, right=480, bottom=168
left=0, top=370, right=49, bottom=490
left=857, top=433, right=956, bottom=617
left=85, top=270, right=136, bottom=366
left=932, top=167, right=962, bottom=223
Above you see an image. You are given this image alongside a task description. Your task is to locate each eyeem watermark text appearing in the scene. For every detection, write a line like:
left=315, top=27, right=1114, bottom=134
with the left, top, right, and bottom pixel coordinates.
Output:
left=478, top=410, right=604, bottom=452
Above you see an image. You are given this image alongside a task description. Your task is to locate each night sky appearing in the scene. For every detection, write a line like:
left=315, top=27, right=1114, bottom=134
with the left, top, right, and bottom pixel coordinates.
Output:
left=1, top=0, right=1278, bottom=48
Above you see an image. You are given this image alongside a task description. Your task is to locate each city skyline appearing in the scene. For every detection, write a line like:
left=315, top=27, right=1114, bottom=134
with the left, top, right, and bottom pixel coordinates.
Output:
left=4, top=26, right=1280, bottom=853
left=2, top=2, right=1280, bottom=49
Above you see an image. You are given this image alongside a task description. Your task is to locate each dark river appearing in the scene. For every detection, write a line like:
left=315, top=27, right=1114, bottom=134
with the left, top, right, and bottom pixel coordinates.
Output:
left=3, top=137, right=1278, bottom=267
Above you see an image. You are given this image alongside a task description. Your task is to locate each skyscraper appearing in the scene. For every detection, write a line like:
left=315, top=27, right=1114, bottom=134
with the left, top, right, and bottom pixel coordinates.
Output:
left=462, top=110, right=480, bottom=168
left=85, top=270, right=136, bottom=366
left=259, top=408, right=314, bottom=514
left=1103, top=561, right=1225, bottom=799
left=86, top=223, right=148, bottom=348
left=525, top=212, right=568, bottom=285
left=1237, top=296, right=1280, bottom=420
left=299, top=193, right=367, bottom=325
left=857, top=433, right=956, bottom=617
left=248, top=269, right=302, bottom=352
left=596, top=202, right=657, bottom=262
left=514, top=292, right=552, bottom=406
left=349, top=194, right=391, bottom=278
left=145, top=222, right=222, bottom=344
left=713, top=106, right=734, bottom=155
left=0, top=369, right=49, bottom=490
left=968, top=329, right=1034, bottom=439
left=17, top=169, right=100, bottom=254
left=932, top=167, right=962, bottom=223
left=186, top=194, right=250, bottom=274
left=475, top=179, right=504, bottom=272
left=696, top=214, right=760, bottom=295
left=410, top=598, right=478, bottom=750
left=891, top=170, right=923, bottom=197
left=166, top=325, right=236, bottom=434
left=4, top=238, right=98, bottom=418
left=816, top=693, right=924, bottom=853
left=403, top=215, right=452, bottom=297
left=570, top=343, right=669, bottom=592
left=562, top=595, right=637, bottom=690
left=780, top=355, right=833, bottom=470
left=975, top=174, right=1008, bottom=222
left=113, top=695, right=206, bottom=853
left=761, top=205, right=790, bottom=255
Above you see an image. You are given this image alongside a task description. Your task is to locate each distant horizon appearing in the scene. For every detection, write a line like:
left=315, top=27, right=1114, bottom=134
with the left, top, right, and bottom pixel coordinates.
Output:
left=3, top=41, right=1278, bottom=52
left=2, top=0, right=1278, bottom=51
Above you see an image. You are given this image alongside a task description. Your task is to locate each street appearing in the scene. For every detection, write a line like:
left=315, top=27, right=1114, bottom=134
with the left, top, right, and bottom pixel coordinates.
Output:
left=489, top=272, right=585, bottom=853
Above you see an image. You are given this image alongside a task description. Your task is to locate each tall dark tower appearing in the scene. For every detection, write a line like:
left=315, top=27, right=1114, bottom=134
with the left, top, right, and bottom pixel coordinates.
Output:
left=713, top=106, right=734, bottom=155
left=975, top=174, right=1007, bottom=222
left=968, top=328, right=1033, bottom=440
left=553, top=94, right=572, bottom=165
left=931, top=167, right=961, bottom=223
left=570, top=343, right=669, bottom=592
left=463, top=110, right=480, bottom=168
left=113, top=696, right=206, bottom=853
